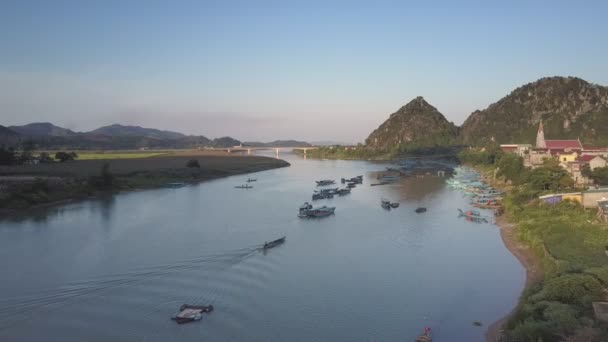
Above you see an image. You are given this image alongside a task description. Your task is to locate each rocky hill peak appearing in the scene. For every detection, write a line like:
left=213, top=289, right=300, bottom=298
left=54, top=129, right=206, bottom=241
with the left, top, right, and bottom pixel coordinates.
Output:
left=365, top=97, right=458, bottom=150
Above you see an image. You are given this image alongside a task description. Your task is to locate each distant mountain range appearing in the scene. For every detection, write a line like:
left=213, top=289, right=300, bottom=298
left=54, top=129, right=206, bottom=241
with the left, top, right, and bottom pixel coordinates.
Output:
left=9, top=122, right=76, bottom=137
left=366, top=76, right=608, bottom=151
left=90, top=124, right=186, bottom=140
left=0, top=123, right=312, bottom=150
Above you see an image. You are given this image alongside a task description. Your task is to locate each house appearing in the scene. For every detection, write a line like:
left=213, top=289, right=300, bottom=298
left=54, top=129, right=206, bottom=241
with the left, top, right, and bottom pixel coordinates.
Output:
left=582, top=147, right=608, bottom=159
left=524, top=148, right=552, bottom=168
left=500, top=144, right=531, bottom=157
left=577, top=155, right=607, bottom=171
left=564, top=161, right=590, bottom=185
left=558, top=151, right=578, bottom=164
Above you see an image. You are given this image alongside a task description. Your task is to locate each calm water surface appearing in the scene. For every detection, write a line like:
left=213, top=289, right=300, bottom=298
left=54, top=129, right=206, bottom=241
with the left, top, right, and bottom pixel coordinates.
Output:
left=0, top=152, right=523, bottom=342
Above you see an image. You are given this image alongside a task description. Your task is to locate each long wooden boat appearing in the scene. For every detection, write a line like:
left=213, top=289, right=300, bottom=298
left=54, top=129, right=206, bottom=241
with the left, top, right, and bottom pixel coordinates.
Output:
left=263, top=236, right=286, bottom=249
left=235, top=184, right=253, bottom=189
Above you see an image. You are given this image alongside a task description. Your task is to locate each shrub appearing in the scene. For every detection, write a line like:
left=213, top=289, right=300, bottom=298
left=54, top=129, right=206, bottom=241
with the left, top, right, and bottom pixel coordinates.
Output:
left=186, top=159, right=200, bottom=168
left=532, top=274, right=602, bottom=306
left=55, top=151, right=78, bottom=162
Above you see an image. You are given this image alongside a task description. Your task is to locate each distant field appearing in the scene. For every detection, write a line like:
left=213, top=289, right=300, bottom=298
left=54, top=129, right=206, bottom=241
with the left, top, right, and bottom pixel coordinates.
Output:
left=76, top=152, right=169, bottom=160
left=0, top=154, right=289, bottom=178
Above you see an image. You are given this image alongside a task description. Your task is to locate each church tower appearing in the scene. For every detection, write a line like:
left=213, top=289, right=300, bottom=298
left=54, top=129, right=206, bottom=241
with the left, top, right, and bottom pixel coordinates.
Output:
left=536, top=121, right=546, bottom=148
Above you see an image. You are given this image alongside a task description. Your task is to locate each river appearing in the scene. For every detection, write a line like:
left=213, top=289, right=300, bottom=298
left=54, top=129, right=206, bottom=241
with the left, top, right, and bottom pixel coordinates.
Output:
left=0, top=152, right=524, bottom=342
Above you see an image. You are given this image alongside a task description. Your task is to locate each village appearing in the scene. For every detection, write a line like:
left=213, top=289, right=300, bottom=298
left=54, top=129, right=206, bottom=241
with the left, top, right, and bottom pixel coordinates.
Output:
left=500, top=122, right=608, bottom=222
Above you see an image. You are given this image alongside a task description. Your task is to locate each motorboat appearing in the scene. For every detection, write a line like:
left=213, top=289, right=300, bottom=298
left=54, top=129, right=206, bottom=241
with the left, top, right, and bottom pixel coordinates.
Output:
left=263, top=236, right=286, bottom=249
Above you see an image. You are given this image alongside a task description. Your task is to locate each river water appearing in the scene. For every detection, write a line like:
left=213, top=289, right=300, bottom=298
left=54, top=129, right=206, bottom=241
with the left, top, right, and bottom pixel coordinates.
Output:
left=0, top=152, right=523, bottom=342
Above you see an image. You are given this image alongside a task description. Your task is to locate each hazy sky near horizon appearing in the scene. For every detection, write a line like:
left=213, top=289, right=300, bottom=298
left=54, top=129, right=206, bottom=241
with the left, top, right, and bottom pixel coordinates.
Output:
left=1, top=1, right=607, bottom=143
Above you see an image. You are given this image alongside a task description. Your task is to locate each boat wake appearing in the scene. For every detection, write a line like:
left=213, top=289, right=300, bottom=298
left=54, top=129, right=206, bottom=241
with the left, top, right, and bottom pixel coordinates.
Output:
left=0, top=246, right=261, bottom=330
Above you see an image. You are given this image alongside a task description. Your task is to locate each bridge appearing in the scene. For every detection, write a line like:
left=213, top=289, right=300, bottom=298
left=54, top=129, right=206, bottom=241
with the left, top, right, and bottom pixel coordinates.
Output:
left=215, top=146, right=318, bottom=156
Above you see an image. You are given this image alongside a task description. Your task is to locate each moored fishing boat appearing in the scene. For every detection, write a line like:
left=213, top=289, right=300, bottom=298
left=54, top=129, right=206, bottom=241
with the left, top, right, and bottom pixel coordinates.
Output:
left=298, top=205, right=336, bottom=218
left=337, top=188, right=351, bottom=195
left=235, top=184, right=253, bottom=189
left=247, top=178, right=257, bottom=182
left=316, top=179, right=336, bottom=186
left=381, top=198, right=391, bottom=209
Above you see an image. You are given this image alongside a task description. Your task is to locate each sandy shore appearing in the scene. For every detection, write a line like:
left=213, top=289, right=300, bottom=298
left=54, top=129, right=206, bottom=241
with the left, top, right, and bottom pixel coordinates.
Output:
left=485, top=215, right=544, bottom=342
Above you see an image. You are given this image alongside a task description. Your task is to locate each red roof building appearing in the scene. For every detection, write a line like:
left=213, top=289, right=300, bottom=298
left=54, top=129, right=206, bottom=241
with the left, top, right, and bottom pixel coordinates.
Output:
left=578, top=155, right=596, bottom=162
left=544, top=140, right=583, bottom=150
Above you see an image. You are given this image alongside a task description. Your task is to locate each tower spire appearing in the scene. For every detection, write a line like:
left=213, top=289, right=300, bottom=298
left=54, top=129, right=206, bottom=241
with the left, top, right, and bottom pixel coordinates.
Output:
left=536, top=121, right=546, bottom=148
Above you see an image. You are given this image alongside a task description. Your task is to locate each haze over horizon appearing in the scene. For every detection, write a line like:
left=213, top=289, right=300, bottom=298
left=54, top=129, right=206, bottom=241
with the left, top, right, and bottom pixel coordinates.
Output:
left=2, top=1, right=607, bottom=143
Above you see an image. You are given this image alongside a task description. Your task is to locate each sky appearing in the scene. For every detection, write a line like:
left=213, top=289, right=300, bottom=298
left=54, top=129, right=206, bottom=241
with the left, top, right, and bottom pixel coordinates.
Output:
left=1, top=0, right=607, bottom=143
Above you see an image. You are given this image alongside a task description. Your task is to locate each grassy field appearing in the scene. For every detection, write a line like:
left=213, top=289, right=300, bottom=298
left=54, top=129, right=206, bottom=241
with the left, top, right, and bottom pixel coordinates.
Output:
left=75, top=152, right=169, bottom=160
left=0, top=153, right=290, bottom=211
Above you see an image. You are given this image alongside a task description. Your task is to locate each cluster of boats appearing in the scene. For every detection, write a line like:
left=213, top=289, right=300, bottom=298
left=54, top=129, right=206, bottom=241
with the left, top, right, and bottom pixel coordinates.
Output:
left=311, top=176, right=361, bottom=200
left=298, top=202, right=336, bottom=218
left=312, top=187, right=351, bottom=200
left=448, top=166, right=501, bottom=222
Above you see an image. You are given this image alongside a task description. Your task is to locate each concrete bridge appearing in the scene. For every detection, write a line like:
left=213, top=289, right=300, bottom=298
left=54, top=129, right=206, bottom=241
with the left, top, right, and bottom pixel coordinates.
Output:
left=218, top=146, right=318, bottom=156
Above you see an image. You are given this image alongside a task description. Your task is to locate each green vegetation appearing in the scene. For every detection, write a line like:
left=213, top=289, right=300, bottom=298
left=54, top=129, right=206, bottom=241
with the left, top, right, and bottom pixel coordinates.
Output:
left=461, top=149, right=608, bottom=341
left=55, top=151, right=78, bottom=162
left=302, top=144, right=460, bottom=160
left=583, top=166, right=608, bottom=186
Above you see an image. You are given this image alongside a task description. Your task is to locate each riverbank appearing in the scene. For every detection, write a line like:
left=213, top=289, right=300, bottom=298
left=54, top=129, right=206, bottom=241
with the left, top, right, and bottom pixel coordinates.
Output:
left=0, top=153, right=289, bottom=216
left=462, top=166, right=544, bottom=341
left=467, top=162, right=608, bottom=341
left=486, top=215, right=544, bottom=342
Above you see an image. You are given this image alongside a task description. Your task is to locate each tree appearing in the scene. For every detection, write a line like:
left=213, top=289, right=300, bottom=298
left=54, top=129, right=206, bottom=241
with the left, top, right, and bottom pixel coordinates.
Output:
left=38, top=152, right=53, bottom=163
left=0, top=146, right=16, bottom=165
left=186, top=159, right=200, bottom=168
left=525, top=159, right=574, bottom=192
left=589, top=166, right=608, bottom=185
left=17, top=140, right=35, bottom=164
left=496, top=153, right=525, bottom=184
left=55, top=151, right=77, bottom=162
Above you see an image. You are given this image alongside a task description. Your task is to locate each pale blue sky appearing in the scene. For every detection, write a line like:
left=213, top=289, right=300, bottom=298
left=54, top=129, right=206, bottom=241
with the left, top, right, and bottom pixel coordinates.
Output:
left=1, top=0, right=607, bottom=142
